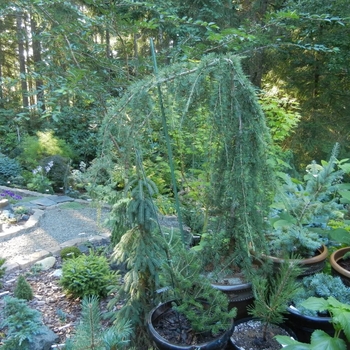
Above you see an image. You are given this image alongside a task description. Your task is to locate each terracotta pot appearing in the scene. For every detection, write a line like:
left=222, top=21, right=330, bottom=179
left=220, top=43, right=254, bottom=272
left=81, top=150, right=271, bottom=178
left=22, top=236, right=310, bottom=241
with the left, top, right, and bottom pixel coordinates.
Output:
left=264, top=245, right=328, bottom=278
left=211, top=282, right=254, bottom=320
left=330, top=246, right=350, bottom=287
left=147, top=300, right=234, bottom=350
left=228, top=317, right=296, bottom=350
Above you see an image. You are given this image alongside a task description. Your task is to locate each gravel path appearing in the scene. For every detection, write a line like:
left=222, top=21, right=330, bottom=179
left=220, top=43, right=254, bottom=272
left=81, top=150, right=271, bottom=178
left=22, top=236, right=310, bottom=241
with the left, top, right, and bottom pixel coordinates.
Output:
left=0, top=204, right=111, bottom=263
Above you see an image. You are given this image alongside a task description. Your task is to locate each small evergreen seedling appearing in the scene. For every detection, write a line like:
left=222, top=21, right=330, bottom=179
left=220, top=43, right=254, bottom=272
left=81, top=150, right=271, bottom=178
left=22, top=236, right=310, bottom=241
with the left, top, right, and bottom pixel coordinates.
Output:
left=65, top=296, right=132, bottom=350
left=248, top=260, right=302, bottom=341
left=14, top=275, right=33, bottom=301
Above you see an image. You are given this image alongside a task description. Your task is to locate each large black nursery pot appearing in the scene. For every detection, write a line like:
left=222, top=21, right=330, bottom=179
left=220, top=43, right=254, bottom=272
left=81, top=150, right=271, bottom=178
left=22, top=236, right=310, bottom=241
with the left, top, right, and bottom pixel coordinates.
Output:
left=147, top=300, right=234, bottom=350
left=211, top=281, right=254, bottom=320
left=285, top=305, right=335, bottom=343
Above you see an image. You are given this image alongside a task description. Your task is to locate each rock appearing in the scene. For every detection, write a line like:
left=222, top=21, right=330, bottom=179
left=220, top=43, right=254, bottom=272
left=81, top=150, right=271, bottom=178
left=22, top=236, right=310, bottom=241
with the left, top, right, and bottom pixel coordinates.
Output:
left=34, top=256, right=56, bottom=270
left=1, top=209, right=14, bottom=218
left=77, top=244, right=89, bottom=254
left=47, top=195, right=74, bottom=204
left=50, top=268, right=62, bottom=278
left=27, top=325, right=59, bottom=350
left=30, top=198, right=57, bottom=207
left=21, top=214, right=30, bottom=221
left=0, top=198, right=9, bottom=208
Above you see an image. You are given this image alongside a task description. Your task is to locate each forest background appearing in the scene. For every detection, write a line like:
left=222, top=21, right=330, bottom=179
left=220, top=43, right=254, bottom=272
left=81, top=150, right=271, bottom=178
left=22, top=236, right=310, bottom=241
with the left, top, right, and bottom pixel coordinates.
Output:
left=1, top=0, right=350, bottom=200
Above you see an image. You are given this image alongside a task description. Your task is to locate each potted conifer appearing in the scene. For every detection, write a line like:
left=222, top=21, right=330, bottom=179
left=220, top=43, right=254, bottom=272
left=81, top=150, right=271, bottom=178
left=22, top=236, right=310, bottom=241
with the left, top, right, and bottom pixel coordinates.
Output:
left=229, top=260, right=301, bottom=350
left=107, top=163, right=168, bottom=349
left=186, top=54, right=276, bottom=319
left=147, top=243, right=236, bottom=350
left=100, top=53, right=276, bottom=338
left=265, top=144, right=346, bottom=276
left=107, top=161, right=235, bottom=349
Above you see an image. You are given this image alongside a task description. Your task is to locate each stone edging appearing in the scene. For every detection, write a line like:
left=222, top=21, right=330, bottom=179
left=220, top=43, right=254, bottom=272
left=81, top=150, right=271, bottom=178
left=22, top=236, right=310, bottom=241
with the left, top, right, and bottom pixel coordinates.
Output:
left=0, top=208, right=45, bottom=243
left=4, top=232, right=111, bottom=273
left=0, top=185, right=111, bottom=273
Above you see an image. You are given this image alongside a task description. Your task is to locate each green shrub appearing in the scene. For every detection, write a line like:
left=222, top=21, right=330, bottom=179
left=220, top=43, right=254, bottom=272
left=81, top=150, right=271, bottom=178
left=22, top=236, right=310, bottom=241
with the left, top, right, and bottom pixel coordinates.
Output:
left=60, top=246, right=82, bottom=260
left=18, top=130, right=75, bottom=169
left=1, top=296, right=43, bottom=349
left=0, top=154, right=21, bottom=185
left=60, top=250, right=114, bottom=298
left=14, top=275, right=33, bottom=301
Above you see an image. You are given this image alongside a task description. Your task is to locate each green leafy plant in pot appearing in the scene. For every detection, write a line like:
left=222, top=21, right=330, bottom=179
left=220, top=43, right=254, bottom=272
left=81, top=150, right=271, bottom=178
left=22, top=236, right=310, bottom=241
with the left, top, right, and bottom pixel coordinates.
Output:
left=285, top=272, right=350, bottom=343
left=328, top=220, right=350, bottom=287
left=276, top=296, right=350, bottom=350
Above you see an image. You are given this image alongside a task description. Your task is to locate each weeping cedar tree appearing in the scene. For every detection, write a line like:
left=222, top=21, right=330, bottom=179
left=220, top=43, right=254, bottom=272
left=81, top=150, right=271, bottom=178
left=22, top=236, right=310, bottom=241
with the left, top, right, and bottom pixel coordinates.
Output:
left=97, top=53, right=275, bottom=348
left=100, top=53, right=275, bottom=268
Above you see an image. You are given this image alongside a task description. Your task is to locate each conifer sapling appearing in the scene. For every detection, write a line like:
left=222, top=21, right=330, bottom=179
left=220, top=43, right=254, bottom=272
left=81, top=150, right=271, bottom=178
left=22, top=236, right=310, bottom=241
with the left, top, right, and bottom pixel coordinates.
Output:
left=248, top=260, right=302, bottom=341
left=14, top=275, right=33, bottom=301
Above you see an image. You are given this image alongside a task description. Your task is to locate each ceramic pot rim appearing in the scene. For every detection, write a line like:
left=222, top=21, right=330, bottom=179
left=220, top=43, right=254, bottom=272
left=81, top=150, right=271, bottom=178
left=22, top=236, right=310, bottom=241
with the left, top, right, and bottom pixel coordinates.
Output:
left=330, top=246, right=350, bottom=278
left=264, top=245, right=328, bottom=264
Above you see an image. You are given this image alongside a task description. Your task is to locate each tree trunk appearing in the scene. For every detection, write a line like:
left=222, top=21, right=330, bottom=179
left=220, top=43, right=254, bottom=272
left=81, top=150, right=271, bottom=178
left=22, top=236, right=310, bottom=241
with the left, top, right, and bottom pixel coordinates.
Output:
left=16, top=10, right=29, bottom=108
left=0, top=20, right=4, bottom=108
left=106, top=28, right=111, bottom=58
left=30, top=14, right=45, bottom=111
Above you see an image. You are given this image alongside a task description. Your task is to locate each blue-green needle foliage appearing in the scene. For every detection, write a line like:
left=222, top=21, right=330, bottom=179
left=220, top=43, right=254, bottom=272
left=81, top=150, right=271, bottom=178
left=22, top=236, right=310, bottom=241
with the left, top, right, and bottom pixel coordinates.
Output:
left=269, top=143, right=345, bottom=257
left=1, top=296, right=43, bottom=349
left=65, top=296, right=132, bottom=350
left=291, top=272, right=350, bottom=316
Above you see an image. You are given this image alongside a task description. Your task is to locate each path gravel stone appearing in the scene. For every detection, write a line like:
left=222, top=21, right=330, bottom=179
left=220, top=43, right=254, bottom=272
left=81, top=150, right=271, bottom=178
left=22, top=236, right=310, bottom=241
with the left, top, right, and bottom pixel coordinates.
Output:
left=0, top=187, right=111, bottom=270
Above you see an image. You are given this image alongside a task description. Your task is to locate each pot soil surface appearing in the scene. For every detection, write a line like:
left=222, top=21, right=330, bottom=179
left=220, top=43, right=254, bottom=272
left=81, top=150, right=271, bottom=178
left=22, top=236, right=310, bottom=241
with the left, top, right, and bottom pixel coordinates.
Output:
left=338, top=258, right=350, bottom=272
left=230, top=319, right=292, bottom=350
left=153, top=307, right=227, bottom=346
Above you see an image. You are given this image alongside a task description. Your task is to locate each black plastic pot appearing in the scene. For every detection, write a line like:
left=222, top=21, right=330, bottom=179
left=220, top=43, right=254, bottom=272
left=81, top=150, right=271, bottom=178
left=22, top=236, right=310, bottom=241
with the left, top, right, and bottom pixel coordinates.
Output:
left=286, top=306, right=350, bottom=349
left=285, top=306, right=334, bottom=343
left=147, top=300, right=234, bottom=350
left=211, top=282, right=254, bottom=320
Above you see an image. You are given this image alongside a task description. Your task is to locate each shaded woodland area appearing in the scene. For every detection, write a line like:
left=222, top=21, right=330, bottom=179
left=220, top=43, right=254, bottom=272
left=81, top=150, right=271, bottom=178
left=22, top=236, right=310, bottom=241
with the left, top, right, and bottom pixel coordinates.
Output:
left=1, top=0, right=350, bottom=183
